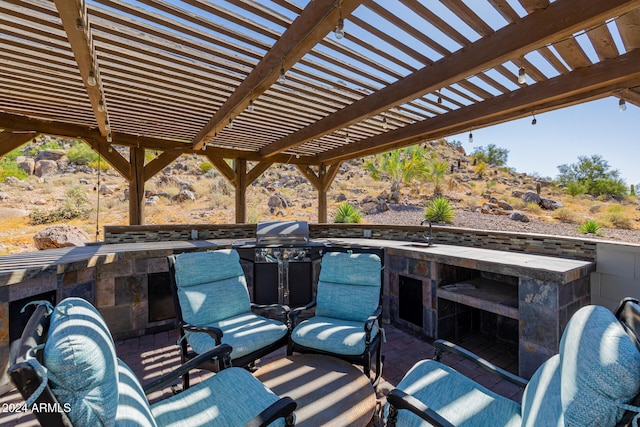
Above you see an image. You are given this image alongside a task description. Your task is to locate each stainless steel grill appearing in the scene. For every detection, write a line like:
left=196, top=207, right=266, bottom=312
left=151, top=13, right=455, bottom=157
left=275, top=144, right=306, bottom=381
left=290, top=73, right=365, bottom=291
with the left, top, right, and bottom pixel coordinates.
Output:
left=234, top=221, right=322, bottom=306
left=255, top=221, right=310, bottom=245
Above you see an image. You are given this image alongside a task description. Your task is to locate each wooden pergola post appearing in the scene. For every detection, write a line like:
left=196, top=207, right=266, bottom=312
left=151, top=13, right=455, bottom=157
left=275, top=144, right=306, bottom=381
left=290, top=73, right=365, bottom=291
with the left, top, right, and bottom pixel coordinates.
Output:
left=235, top=158, right=247, bottom=223
left=296, top=162, right=341, bottom=224
left=129, top=146, right=146, bottom=225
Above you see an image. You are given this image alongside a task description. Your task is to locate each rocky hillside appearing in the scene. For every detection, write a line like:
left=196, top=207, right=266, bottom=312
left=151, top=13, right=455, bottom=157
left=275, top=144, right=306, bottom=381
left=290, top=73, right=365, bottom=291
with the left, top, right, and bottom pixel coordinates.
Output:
left=1, top=137, right=639, bottom=254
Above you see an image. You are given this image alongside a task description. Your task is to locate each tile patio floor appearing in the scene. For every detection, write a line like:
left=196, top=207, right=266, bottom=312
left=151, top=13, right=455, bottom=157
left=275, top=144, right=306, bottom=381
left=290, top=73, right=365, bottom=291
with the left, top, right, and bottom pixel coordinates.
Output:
left=1, top=323, right=522, bottom=426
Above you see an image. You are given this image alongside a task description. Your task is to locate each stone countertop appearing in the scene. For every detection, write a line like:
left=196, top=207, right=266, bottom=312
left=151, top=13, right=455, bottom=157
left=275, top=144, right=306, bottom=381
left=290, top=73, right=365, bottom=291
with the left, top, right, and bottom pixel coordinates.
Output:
left=320, top=238, right=595, bottom=284
left=0, top=240, right=234, bottom=286
left=0, top=237, right=595, bottom=287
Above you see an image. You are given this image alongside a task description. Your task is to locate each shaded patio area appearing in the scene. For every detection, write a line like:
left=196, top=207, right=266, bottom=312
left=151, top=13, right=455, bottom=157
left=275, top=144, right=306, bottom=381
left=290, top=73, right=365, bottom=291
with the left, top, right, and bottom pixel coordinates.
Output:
left=1, top=323, right=521, bottom=426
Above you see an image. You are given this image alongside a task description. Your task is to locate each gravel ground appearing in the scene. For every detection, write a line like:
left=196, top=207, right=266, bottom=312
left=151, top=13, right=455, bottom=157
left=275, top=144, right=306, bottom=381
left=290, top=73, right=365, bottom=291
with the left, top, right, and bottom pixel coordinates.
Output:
left=365, top=205, right=640, bottom=245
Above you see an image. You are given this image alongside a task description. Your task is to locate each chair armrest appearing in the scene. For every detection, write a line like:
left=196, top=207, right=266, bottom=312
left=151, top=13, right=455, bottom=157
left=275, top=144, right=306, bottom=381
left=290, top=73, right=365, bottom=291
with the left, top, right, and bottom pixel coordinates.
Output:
left=289, top=301, right=316, bottom=326
left=245, top=396, right=297, bottom=427
left=364, top=306, right=383, bottom=340
left=143, top=343, right=233, bottom=394
left=181, top=322, right=223, bottom=344
left=433, top=339, right=528, bottom=388
left=386, top=389, right=455, bottom=427
left=251, top=303, right=291, bottom=315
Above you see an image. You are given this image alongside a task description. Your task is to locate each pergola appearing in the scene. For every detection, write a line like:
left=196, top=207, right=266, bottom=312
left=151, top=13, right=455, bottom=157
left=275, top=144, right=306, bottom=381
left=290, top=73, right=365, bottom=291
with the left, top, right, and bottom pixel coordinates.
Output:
left=1, top=0, right=639, bottom=225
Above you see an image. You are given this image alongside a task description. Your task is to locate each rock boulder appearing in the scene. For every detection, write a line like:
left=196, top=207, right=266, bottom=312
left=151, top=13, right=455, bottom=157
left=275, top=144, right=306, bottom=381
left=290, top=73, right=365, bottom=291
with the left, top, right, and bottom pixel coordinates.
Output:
left=33, top=225, right=91, bottom=250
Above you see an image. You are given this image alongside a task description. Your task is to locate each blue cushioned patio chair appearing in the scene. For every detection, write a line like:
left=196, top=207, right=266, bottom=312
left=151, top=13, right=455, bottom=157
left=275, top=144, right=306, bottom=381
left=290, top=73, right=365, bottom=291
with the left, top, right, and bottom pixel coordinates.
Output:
left=169, top=249, right=290, bottom=389
left=287, top=251, right=384, bottom=386
left=8, top=297, right=296, bottom=427
left=385, top=298, right=640, bottom=427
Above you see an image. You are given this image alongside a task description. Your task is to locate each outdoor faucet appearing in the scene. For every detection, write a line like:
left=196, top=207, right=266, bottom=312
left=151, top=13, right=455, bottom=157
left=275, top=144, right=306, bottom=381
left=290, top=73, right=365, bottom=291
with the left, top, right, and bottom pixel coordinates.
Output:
left=420, top=219, right=433, bottom=245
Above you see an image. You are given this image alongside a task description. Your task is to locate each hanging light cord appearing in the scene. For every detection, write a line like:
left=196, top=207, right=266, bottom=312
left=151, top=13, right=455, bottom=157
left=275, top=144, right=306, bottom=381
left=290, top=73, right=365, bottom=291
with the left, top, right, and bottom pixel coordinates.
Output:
left=95, top=151, right=101, bottom=242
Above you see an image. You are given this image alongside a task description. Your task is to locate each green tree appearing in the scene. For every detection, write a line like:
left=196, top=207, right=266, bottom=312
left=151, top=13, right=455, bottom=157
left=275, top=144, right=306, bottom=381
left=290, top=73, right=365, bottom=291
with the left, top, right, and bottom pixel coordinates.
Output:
left=470, top=144, right=509, bottom=167
left=557, top=155, right=627, bottom=198
left=426, top=160, right=449, bottom=195
left=364, top=145, right=431, bottom=191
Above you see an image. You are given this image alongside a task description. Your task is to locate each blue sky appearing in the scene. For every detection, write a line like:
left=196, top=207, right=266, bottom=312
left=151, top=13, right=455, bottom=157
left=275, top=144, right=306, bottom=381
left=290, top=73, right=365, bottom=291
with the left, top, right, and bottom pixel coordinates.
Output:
left=449, top=97, right=639, bottom=186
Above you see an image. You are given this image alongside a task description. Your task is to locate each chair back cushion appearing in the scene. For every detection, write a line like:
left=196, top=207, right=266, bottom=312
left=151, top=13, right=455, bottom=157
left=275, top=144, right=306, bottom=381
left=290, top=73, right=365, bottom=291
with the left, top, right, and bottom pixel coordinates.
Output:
left=43, top=297, right=120, bottom=425
left=315, top=252, right=381, bottom=322
left=173, top=249, right=251, bottom=325
left=522, top=304, right=640, bottom=427
left=559, top=305, right=640, bottom=426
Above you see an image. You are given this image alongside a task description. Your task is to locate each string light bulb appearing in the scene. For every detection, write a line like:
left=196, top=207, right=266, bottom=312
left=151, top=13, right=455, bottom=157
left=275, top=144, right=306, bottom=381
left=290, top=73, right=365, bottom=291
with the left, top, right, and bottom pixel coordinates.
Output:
left=468, top=131, right=473, bottom=143
left=531, top=114, right=537, bottom=125
left=382, top=117, right=389, bottom=130
left=97, top=99, right=105, bottom=112
left=335, top=17, right=345, bottom=39
left=202, top=144, right=207, bottom=151
left=437, top=93, right=442, bottom=104
left=517, top=67, right=526, bottom=85
left=278, top=65, right=286, bottom=84
left=619, top=98, right=627, bottom=112
left=345, top=131, right=350, bottom=144
left=228, top=118, right=234, bottom=129
left=106, top=133, right=112, bottom=143
left=247, top=99, right=254, bottom=112
left=87, top=70, right=97, bottom=87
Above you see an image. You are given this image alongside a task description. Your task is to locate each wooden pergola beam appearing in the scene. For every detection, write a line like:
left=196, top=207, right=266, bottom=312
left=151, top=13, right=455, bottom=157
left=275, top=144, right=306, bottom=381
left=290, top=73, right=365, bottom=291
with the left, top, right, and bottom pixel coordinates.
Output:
left=83, top=138, right=132, bottom=181
left=260, top=0, right=640, bottom=158
left=0, top=130, right=37, bottom=157
left=52, top=0, right=110, bottom=138
left=190, top=0, right=365, bottom=150
left=318, top=48, right=640, bottom=163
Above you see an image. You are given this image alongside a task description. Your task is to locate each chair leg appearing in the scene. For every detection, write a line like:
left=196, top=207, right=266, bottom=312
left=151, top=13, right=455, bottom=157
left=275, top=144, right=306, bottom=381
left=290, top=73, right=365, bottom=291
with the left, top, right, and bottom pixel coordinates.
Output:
left=182, top=372, right=189, bottom=391
left=372, top=345, right=384, bottom=389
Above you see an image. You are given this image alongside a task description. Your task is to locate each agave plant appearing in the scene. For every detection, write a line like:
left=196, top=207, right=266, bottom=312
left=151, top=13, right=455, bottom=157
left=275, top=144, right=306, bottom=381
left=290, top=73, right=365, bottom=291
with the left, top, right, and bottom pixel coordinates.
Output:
left=424, top=197, right=455, bottom=223
left=333, top=202, right=362, bottom=224
left=578, top=220, right=603, bottom=236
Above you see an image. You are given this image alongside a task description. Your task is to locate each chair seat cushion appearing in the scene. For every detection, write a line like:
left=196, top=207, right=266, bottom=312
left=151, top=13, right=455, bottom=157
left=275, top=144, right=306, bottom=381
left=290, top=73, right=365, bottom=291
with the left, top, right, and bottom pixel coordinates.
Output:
left=150, top=367, right=285, bottom=427
left=186, top=313, right=288, bottom=360
left=115, top=359, right=158, bottom=427
left=290, top=316, right=378, bottom=356
left=387, top=359, right=522, bottom=427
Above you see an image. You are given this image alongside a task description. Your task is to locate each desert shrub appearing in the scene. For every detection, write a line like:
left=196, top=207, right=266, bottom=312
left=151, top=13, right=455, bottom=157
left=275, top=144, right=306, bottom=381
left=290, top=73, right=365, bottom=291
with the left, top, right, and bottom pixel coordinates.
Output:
left=29, top=185, right=92, bottom=225
left=603, top=205, right=633, bottom=229
left=29, top=141, right=63, bottom=156
left=578, top=220, right=603, bottom=236
left=67, top=142, right=98, bottom=165
left=88, top=159, right=110, bottom=171
left=553, top=208, right=578, bottom=224
left=564, top=181, right=586, bottom=196
left=199, top=162, right=214, bottom=174
left=333, top=202, right=361, bottom=223
left=424, top=196, right=454, bottom=223
left=5, top=147, right=24, bottom=160
left=524, top=202, right=541, bottom=213
left=474, top=161, right=487, bottom=178
left=0, top=158, right=28, bottom=181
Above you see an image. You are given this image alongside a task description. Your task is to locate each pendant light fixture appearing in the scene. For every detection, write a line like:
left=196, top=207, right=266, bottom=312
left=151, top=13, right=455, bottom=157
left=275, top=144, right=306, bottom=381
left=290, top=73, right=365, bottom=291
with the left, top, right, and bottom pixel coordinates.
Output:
left=517, top=67, right=526, bottom=85
left=619, top=97, right=627, bottom=112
